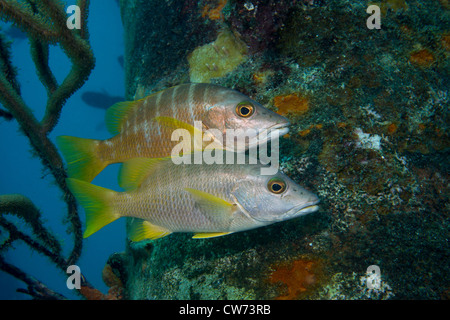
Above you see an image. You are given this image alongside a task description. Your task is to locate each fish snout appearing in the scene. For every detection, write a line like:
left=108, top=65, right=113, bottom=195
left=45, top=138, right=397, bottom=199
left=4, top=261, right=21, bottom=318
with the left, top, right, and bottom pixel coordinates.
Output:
left=283, top=191, right=320, bottom=219
left=298, top=194, right=320, bottom=215
left=268, top=121, right=290, bottom=137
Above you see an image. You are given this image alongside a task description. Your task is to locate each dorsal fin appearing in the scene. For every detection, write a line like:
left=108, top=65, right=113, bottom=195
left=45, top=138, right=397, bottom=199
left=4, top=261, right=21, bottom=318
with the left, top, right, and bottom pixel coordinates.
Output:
left=128, top=218, right=172, bottom=241
left=105, top=99, right=143, bottom=135
left=119, top=157, right=168, bottom=190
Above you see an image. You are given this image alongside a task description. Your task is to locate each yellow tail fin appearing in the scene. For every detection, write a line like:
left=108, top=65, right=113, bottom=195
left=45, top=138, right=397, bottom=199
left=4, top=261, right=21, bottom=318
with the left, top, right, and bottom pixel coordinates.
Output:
left=57, top=136, right=107, bottom=182
left=66, top=178, right=120, bottom=238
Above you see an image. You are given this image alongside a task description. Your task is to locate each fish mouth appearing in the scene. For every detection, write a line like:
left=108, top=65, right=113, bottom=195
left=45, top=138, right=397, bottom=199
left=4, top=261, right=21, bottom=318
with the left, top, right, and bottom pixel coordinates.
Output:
left=222, top=122, right=291, bottom=152
left=268, top=122, right=290, bottom=136
left=250, top=199, right=320, bottom=223
left=253, top=122, right=290, bottom=145
left=285, top=199, right=320, bottom=218
left=297, top=204, right=320, bottom=214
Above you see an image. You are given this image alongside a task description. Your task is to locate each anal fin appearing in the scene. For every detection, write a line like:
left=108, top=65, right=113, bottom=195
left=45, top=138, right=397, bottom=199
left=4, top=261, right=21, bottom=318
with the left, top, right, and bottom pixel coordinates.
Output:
left=128, top=218, right=172, bottom=241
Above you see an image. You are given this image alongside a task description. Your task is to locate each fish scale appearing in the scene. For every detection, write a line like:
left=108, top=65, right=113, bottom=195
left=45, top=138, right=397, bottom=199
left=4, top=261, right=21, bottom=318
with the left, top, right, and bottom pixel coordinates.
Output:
left=123, top=162, right=237, bottom=231
left=117, top=161, right=254, bottom=233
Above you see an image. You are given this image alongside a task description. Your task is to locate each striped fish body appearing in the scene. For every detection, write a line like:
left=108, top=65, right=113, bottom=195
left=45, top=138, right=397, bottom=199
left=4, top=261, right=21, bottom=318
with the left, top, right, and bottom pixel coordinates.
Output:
left=98, top=83, right=215, bottom=162
left=66, top=155, right=320, bottom=240
left=58, top=83, right=290, bottom=182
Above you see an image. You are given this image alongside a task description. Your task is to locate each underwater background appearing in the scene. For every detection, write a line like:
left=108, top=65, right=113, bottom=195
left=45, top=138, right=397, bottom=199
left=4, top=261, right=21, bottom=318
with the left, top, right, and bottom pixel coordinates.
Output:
left=0, top=0, right=449, bottom=300
left=0, top=0, right=125, bottom=299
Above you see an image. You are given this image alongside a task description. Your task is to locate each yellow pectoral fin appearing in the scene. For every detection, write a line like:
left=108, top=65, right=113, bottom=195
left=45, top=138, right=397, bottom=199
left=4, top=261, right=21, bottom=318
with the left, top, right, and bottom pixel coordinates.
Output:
left=153, top=116, right=204, bottom=151
left=184, top=188, right=235, bottom=226
left=184, top=188, right=233, bottom=208
left=152, top=116, right=202, bottom=135
left=192, top=232, right=233, bottom=239
left=128, top=218, right=172, bottom=241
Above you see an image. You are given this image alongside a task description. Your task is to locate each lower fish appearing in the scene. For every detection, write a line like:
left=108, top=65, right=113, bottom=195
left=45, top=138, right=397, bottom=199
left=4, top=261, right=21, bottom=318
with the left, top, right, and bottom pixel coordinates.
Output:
left=67, top=155, right=319, bottom=240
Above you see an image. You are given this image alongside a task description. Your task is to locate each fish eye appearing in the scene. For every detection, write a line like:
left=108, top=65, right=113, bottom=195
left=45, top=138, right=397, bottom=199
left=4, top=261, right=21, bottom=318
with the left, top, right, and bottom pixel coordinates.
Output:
left=236, top=102, right=254, bottom=118
left=268, top=178, right=287, bottom=194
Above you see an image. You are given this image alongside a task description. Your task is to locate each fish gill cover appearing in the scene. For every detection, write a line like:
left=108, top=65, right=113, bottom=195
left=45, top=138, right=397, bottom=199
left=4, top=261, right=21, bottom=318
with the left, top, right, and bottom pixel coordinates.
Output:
left=0, top=0, right=449, bottom=302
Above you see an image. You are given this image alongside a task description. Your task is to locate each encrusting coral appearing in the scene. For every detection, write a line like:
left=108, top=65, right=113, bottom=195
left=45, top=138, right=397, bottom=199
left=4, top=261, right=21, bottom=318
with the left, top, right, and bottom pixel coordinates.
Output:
left=268, top=257, right=323, bottom=300
left=273, top=93, right=309, bottom=116
left=188, top=28, right=247, bottom=83
left=201, top=0, right=228, bottom=21
left=0, top=0, right=97, bottom=299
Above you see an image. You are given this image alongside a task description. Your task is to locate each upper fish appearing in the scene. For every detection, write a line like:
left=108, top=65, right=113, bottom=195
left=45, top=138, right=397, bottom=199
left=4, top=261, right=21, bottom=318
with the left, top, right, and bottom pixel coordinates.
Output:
left=67, top=154, right=319, bottom=240
left=57, top=83, right=290, bottom=182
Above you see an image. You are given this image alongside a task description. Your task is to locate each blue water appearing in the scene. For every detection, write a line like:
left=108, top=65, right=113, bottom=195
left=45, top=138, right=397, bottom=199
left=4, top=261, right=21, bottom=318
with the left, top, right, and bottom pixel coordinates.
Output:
left=0, top=0, right=125, bottom=299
